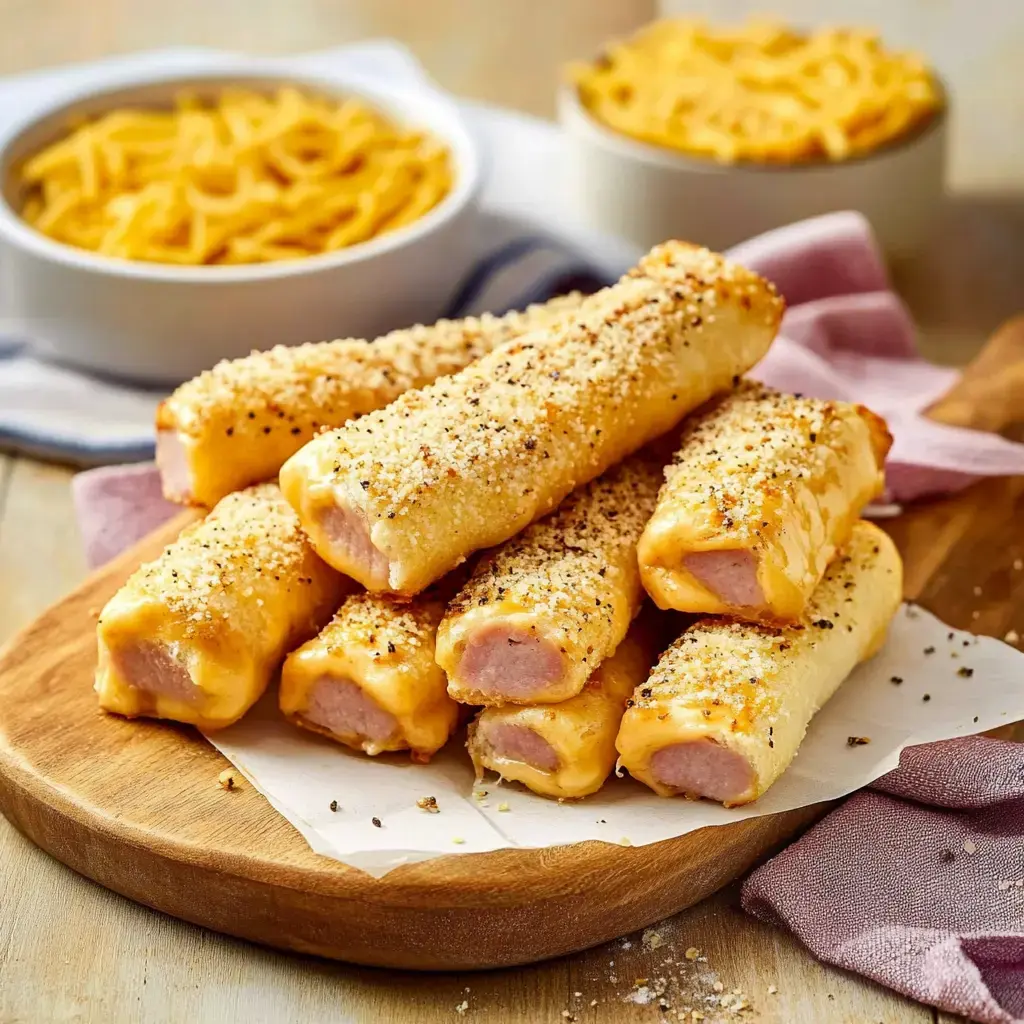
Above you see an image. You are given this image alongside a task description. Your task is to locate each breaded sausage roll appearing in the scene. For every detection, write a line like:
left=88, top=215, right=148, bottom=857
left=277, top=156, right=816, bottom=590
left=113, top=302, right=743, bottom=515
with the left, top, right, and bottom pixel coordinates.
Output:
left=280, top=242, right=783, bottom=595
left=437, top=456, right=663, bottom=706
left=639, top=382, right=890, bottom=623
left=467, top=610, right=665, bottom=799
left=157, top=294, right=584, bottom=507
left=280, top=579, right=460, bottom=761
left=95, top=484, right=349, bottom=730
left=617, top=521, right=902, bottom=806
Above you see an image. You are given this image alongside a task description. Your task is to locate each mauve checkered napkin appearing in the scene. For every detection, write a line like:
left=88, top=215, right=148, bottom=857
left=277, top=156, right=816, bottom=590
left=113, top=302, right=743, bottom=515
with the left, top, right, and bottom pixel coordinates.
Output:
left=743, top=736, right=1024, bottom=1024
left=71, top=212, right=1024, bottom=1018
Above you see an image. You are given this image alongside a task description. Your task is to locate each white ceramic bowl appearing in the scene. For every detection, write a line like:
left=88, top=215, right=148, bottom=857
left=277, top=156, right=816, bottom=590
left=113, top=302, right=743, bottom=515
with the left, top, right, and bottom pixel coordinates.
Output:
left=558, top=83, right=947, bottom=258
left=0, top=66, right=481, bottom=383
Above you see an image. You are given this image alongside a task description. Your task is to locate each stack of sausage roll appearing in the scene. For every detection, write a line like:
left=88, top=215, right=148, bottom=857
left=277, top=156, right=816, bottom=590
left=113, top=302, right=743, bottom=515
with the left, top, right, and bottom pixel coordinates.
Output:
left=95, top=241, right=902, bottom=808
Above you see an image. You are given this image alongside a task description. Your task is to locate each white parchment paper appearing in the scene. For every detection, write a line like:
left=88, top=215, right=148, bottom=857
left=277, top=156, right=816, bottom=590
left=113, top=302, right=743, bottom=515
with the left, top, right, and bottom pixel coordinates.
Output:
left=206, top=605, right=1024, bottom=878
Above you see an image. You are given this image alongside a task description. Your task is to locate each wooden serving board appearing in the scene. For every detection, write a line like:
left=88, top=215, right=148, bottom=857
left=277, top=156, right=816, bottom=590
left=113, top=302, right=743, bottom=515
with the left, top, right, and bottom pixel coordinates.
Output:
left=1, top=321, right=1023, bottom=972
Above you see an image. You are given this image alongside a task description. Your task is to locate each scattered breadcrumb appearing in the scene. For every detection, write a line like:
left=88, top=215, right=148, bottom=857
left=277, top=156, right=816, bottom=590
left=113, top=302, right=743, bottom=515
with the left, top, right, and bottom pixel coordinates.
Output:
left=620, top=836, right=633, bottom=846
left=846, top=736, right=870, bottom=746
left=452, top=836, right=466, bottom=845
left=417, top=795, right=440, bottom=813
left=473, top=789, right=488, bottom=801
left=498, top=802, right=510, bottom=812
left=713, top=982, right=724, bottom=993
left=217, top=769, right=238, bottom=790
left=972, top=610, right=981, bottom=620
left=643, top=928, right=665, bottom=950
left=329, top=799, right=339, bottom=812
left=1005, top=630, right=1020, bottom=644
left=963, top=838, right=978, bottom=854
left=371, top=816, right=382, bottom=828
left=767, top=984, right=778, bottom=995
left=684, top=947, right=701, bottom=961
left=625, top=985, right=652, bottom=1005
left=454, top=999, right=469, bottom=1015
left=973, top=585, right=983, bottom=596
left=1014, top=558, right=1023, bottom=571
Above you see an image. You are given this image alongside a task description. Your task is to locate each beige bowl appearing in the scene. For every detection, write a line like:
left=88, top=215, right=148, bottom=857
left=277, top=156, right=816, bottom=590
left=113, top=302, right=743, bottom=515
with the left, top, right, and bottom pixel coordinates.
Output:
left=558, top=83, right=947, bottom=257
left=0, top=65, right=481, bottom=383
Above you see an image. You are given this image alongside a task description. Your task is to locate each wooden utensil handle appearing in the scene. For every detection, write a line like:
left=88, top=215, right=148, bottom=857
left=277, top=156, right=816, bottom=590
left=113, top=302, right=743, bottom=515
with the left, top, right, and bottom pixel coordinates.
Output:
left=926, top=315, right=1024, bottom=434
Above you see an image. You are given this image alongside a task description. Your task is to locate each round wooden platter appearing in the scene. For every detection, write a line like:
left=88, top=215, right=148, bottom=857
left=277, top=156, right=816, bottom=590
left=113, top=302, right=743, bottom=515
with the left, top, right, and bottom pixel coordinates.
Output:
left=2, top=321, right=1023, bottom=971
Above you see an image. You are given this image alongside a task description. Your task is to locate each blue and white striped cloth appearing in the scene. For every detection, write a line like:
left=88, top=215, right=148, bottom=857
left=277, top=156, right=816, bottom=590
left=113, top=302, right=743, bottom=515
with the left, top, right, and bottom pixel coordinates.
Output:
left=0, top=42, right=638, bottom=465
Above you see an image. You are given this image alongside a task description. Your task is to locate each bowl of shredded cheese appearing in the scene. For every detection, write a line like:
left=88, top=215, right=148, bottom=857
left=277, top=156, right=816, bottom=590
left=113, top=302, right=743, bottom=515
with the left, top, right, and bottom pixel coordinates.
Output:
left=0, top=64, right=481, bottom=381
left=559, top=18, right=947, bottom=255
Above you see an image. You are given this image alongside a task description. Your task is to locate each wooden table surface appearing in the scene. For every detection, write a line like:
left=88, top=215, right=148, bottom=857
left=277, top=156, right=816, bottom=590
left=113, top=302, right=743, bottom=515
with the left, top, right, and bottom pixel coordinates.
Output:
left=2, top=2, right=1021, bottom=1022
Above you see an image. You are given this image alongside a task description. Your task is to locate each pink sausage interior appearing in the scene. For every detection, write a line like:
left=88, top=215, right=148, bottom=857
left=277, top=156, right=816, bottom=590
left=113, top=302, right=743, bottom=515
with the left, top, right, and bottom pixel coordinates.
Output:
left=114, top=641, right=196, bottom=702
left=481, top=721, right=559, bottom=772
left=649, top=739, right=755, bottom=803
left=320, top=503, right=391, bottom=589
left=304, top=676, right=398, bottom=744
left=683, top=549, right=764, bottom=609
left=155, top=430, right=192, bottom=503
left=456, top=623, right=565, bottom=699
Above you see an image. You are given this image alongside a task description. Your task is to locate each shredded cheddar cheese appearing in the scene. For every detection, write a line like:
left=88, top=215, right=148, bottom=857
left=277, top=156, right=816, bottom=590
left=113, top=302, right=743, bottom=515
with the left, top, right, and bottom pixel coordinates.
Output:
left=570, top=18, right=943, bottom=164
left=20, top=87, right=452, bottom=264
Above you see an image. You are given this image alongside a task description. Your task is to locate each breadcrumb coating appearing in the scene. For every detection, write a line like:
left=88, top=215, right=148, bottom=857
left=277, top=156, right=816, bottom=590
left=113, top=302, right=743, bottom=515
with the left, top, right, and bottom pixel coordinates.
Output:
left=439, top=455, right=664, bottom=705
left=639, top=381, right=890, bottom=622
left=157, top=294, right=584, bottom=506
left=281, top=241, right=783, bottom=595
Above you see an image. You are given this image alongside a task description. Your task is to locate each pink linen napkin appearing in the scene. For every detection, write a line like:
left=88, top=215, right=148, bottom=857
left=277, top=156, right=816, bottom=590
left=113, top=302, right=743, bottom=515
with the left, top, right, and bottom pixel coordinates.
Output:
left=742, top=736, right=1024, bottom=1024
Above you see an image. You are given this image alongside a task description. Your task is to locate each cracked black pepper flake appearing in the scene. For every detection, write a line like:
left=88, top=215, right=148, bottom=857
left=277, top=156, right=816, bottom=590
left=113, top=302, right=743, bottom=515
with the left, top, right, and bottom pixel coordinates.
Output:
left=847, top=736, right=870, bottom=746
left=923, top=693, right=932, bottom=702
left=958, top=667, right=974, bottom=678
left=890, top=675, right=903, bottom=685
left=371, top=816, right=382, bottom=828
left=329, top=799, right=338, bottom=812
left=924, top=646, right=935, bottom=655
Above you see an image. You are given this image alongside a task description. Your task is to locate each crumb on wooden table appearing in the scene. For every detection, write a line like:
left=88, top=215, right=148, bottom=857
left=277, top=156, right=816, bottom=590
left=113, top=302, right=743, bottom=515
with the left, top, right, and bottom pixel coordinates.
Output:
left=217, top=768, right=239, bottom=791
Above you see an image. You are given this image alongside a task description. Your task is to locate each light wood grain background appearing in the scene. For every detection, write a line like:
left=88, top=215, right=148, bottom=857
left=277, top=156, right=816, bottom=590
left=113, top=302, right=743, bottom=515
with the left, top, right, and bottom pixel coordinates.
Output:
left=1, top=1, right=1018, bottom=1021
